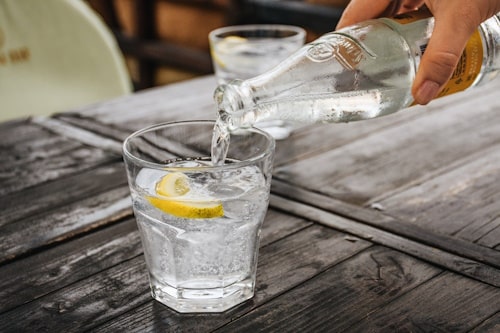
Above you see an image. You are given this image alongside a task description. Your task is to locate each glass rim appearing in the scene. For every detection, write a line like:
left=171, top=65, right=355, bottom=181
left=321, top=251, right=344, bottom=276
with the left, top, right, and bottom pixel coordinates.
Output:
left=209, top=24, right=306, bottom=43
left=122, top=120, right=275, bottom=171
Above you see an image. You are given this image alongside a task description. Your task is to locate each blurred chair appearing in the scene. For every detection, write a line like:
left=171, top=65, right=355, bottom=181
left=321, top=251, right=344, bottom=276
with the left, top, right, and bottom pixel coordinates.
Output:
left=85, top=0, right=346, bottom=90
left=0, top=0, right=132, bottom=122
left=87, top=0, right=220, bottom=90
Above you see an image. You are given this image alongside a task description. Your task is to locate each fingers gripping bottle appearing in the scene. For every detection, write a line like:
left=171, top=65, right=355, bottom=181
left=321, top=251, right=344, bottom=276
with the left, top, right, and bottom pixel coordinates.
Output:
left=214, top=8, right=500, bottom=131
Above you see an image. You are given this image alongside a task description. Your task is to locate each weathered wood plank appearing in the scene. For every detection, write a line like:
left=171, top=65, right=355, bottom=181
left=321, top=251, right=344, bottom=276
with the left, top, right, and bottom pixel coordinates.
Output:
left=81, top=225, right=371, bottom=332
left=0, top=207, right=311, bottom=322
left=269, top=193, right=500, bottom=285
left=272, top=109, right=419, bottom=166
left=0, top=121, right=119, bottom=196
left=0, top=219, right=142, bottom=314
left=33, top=117, right=123, bottom=154
left=0, top=161, right=130, bottom=263
left=0, top=185, right=131, bottom=264
left=271, top=180, right=500, bottom=270
left=0, top=255, right=152, bottom=333
left=55, top=76, right=219, bottom=133
left=0, top=119, right=42, bottom=147
left=214, top=246, right=442, bottom=333
left=3, top=74, right=499, bottom=333
left=376, top=143, right=500, bottom=251
left=345, top=272, right=500, bottom=333
left=54, top=109, right=427, bottom=171
left=259, top=207, right=312, bottom=247
left=0, top=162, right=127, bottom=228
left=471, top=312, right=500, bottom=333
left=273, top=82, right=500, bottom=205
left=475, top=216, right=500, bottom=250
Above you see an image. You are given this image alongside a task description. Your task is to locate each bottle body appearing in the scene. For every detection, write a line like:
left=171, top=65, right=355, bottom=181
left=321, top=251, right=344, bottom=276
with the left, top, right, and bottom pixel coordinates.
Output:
left=215, top=11, right=500, bottom=130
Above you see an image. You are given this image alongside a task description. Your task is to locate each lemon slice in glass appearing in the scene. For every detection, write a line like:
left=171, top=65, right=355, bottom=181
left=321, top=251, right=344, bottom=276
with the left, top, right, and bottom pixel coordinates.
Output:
left=211, top=35, right=247, bottom=69
left=148, top=172, right=224, bottom=219
left=148, top=197, right=224, bottom=219
left=155, top=172, right=190, bottom=197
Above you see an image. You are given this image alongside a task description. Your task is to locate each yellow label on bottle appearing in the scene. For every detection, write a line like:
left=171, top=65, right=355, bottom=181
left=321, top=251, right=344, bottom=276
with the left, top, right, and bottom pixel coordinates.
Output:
left=437, top=29, right=483, bottom=97
left=391, top=7, right=484, bottom=100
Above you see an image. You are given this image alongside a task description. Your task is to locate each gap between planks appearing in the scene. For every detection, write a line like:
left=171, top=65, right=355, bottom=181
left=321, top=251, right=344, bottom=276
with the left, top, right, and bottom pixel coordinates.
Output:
left=269, top=191, right=500, bottom=287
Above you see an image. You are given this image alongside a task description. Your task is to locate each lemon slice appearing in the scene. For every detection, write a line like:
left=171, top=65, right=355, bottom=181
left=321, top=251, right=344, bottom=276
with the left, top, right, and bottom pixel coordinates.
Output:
left=223, top=36, right=247, bottom=44
left=148, top=172, right=224, bottom=219
left=156, top=172, right=190, bottom=197
left=148, top=197, right=224, bottom=219
left=211, top=35, right=247, bottom=69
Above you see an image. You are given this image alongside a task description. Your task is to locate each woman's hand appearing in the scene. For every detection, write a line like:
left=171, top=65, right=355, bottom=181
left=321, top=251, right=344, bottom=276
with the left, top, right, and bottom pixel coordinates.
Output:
left=337, top=0, right=500, bottom=104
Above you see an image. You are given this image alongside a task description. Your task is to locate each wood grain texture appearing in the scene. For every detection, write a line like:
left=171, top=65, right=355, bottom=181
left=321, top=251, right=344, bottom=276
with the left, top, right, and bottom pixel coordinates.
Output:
left=87, top=225, right=371, bottom=332
left=33, top=117, right=124, bottom=154
left=259, top=205, right=312, bottom=247
left=270, top=193, right=500, bottom=286
left=0, top=219, right=141, bottom=313
left=274, top=81, right=500, bottom=205
left=215, top=246, right=442, bottom=333
left=471, top=312, right=500, bottom=333
left=0, top=121, right=117, bottom=196
left=0, top=162, right=127, bottom=228
left=0, top=163, right=131, bottom=264
left=3, top=75, right=500, bottom=332
left=345, top=272, right=500, bottom=333
left=0, top=255, right=151, bottom=333
left=54, top=76, right=219, bottom=133
left=0, top=207, right=316, bottom=331
left=377, top=143, right=500, bottom=252
left=271, top=178, right=500, bottom=265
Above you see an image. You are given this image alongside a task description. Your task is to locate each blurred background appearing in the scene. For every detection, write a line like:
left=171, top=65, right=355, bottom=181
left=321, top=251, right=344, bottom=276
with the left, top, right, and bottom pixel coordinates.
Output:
left=84, top=0, right=350, bottom=90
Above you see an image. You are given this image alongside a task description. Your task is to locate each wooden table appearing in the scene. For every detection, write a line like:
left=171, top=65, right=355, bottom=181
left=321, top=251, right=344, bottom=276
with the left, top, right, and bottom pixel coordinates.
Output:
left=1, top=75, right=499, bottom=332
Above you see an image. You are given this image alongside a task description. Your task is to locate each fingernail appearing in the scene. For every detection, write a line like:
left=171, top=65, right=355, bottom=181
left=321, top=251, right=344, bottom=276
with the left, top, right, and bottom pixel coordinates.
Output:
left=415, top=80, right=440, bottom=105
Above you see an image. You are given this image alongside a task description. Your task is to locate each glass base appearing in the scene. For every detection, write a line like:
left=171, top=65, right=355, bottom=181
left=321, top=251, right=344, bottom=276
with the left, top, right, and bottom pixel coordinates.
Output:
left=150, top=276, right=255, bottom=313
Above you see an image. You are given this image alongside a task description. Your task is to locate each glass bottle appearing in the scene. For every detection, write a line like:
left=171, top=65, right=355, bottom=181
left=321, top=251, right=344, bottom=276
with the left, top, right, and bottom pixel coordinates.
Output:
left=214, top=8, right=500, bottom=131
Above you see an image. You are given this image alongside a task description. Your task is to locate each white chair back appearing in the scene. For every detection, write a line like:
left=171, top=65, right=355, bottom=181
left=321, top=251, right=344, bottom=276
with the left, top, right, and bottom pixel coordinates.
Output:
left=0, top=0, right=132, bottom=121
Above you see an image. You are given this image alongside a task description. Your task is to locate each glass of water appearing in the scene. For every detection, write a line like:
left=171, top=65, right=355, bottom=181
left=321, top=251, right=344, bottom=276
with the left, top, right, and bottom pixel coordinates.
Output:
left=209, top=24, right=306, bottom=139
left=123, top=120, right=275, bottom=313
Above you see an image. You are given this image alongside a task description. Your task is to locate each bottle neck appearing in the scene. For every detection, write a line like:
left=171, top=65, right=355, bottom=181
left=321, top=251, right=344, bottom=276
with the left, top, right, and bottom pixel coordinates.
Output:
left=214, top=80, right=258, bottom=130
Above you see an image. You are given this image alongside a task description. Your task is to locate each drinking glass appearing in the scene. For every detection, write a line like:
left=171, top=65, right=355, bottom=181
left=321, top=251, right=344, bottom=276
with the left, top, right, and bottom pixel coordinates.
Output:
left=123, top=120, right=275, bottom=313
left=209, top=24, right=306, bottom=139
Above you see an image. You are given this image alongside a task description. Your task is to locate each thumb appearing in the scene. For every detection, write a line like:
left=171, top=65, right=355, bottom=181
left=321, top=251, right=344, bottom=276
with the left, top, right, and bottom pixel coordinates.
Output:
left=412, top=14, right=477, bottom=105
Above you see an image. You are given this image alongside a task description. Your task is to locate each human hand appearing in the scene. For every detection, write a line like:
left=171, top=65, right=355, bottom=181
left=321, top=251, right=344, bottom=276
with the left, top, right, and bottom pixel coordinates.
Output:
left=336, top=0, right=500, bottom=105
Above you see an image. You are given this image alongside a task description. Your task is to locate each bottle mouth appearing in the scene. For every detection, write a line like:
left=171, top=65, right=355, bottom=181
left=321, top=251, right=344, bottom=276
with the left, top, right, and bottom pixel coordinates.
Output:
left=214, top=80, right=245, bottom=114
left=214, top=82, right=257, bottom=132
